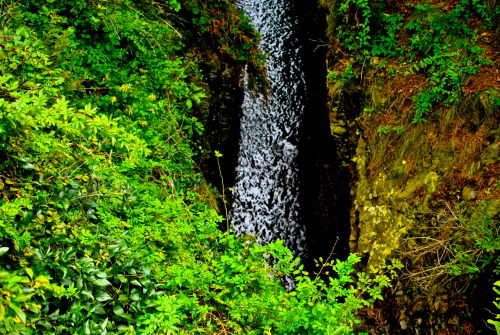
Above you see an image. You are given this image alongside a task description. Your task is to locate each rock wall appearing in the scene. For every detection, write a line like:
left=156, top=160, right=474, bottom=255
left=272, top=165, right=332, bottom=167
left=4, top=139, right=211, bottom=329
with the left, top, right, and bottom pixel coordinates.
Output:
left=322, top=0, right=500, bottom=332
left=345, top=111, right=500, bottom=333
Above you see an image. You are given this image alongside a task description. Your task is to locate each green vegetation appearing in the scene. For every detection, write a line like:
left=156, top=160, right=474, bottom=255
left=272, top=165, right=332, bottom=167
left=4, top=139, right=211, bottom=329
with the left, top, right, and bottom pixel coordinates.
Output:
left=0, top=0, right=400, bottom=333
left=446, top=201, right=500, bottom=277
left=489, top=281, right=500, bottom=334
left=322, top=0, right=500, bottom=123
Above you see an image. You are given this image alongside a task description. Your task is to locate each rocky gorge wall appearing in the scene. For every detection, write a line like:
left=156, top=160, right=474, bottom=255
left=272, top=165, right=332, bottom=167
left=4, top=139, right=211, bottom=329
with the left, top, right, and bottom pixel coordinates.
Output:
left=345, top=102, right=499, bottom=334
left=321, top=0, right=500, bottom=333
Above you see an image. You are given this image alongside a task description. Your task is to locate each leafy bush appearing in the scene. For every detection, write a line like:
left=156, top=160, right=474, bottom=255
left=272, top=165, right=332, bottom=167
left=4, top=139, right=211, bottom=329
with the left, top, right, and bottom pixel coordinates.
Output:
left=403, top=4, right=491, bottom=122
left=323, top=0, right=495, bottom=122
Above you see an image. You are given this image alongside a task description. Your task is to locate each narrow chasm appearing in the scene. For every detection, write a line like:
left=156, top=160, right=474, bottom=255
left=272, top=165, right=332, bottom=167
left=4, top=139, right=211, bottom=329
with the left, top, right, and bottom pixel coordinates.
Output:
left=294, top=0, right=351, bottom=267
left=207, top=0, right=353, bottom=267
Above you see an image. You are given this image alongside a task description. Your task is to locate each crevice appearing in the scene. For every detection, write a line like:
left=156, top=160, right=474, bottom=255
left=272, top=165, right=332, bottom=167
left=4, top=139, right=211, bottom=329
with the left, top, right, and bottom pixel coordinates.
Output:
left=294, top=0, right=351, bottom=268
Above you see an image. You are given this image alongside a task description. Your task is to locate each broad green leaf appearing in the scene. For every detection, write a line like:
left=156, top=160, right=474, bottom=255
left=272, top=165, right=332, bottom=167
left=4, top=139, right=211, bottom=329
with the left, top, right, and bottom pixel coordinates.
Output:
left=130, top=279, right=142, bottom=286
left=81, top=290, right=94, bottom=300
left=98, top=318, right=109, bottom=330
left=95, top=271, right=107, bottom=279
left=21, top=162, right=35, bottom=170
left=89, top=277, right=112, bottom=287
left=113, top=305, right=124, bottom=316
left=95, top=291, right=112, bottom=302
left=7, top=302, right=26, bottom=324
left=62, top=199, right=70, bottom=211
left=14, top=292, right=34, bottom=302
left=116, top=275, right=127, bottom=283
left=24, top=268, right=33, bottom=279
left=84, top=319, right=91, bottom=335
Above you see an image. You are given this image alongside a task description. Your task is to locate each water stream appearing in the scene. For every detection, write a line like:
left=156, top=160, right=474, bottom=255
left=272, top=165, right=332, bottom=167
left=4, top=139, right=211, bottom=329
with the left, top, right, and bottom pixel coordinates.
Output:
left=231, top=0, right=308, bottom=259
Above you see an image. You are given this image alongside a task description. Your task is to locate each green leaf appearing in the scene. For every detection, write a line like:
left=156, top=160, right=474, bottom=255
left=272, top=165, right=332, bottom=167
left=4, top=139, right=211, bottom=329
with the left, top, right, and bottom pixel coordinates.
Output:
left=113, top=305, right=124, bottom=316
left=130, top=279, right=142, bottom=286
left=7, top=302, right=26, bottom=324
left=95, top=290, right=112, bottom=302
left=14, top=292, right=34, bottom=302
left=89, top=277, right=112, bottom=287
left=81, top=290, right=94, bottom=300
left=130, top=292, right=140, bottom=301
left=98, top=318, right=109, bottom=330
left=62, top=199, right=71, bottom=211
left=0, top=247, right=9, bottom=256
left=116, top=275, right=127, bottom=283
left=21, top=162, right=35, bottom=170
left=95, top=272, right=107, bottom=279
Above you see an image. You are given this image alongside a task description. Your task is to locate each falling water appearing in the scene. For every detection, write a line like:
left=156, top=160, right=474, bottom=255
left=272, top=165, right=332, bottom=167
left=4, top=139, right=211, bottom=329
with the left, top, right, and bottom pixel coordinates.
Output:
left=231, top=0, right=308, bottom=259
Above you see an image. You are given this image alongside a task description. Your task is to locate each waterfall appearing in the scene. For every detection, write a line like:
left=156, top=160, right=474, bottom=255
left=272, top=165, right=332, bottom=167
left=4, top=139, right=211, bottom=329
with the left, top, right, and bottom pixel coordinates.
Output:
left=231, top=0, right=308, bottom=259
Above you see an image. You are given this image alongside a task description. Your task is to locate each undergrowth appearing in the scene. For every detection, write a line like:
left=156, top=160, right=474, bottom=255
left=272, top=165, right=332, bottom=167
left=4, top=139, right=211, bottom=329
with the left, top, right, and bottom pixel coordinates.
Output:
left=400, top=201, right=500, bottom=292
left=323, top=0, right=500, bottom=123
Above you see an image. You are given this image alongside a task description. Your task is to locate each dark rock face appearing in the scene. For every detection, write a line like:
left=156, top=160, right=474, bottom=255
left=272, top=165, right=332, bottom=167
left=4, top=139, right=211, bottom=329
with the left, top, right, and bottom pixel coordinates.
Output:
left=293, top=0, right=351, bottom=264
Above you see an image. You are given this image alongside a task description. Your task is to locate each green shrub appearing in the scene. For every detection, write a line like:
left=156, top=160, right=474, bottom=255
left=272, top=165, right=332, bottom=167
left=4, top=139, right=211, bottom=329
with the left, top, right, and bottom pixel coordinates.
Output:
left=323, top=0, right=495, bottom=122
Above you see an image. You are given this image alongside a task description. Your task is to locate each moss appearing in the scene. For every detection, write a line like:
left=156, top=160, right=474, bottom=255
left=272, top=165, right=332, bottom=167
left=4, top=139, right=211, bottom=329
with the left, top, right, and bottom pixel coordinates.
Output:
left=357, top=204, right=412, bottom=271
left=352, top=142, right=445, bottom=270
